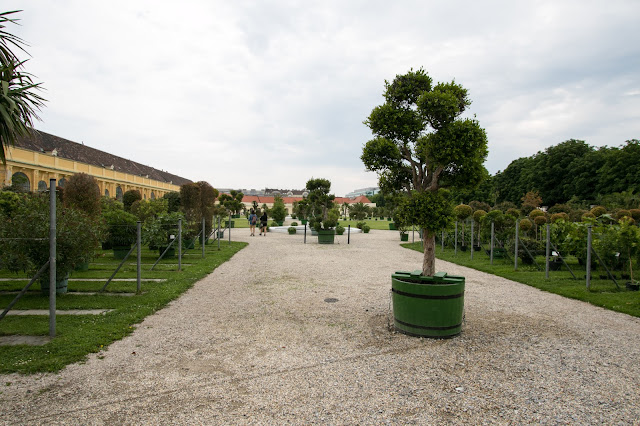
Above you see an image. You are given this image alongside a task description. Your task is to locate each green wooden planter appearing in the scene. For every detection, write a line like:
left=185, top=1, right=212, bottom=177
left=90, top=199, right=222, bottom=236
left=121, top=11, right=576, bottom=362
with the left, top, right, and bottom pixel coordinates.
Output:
left=224, top=220, right=235, bottom=228
left=391, top=271, right=465, bottom=338
left=400, top=233, right=408, bottom=241
left=389, top=222, right=397, bottom=230
left=40, top=274, right=69, bottom=295
left=112, top=246, right=132, bottom=260
left=158, top=246, right=176, bottom=258
left=301, top=219, right=308, bottom=225
left=317, top=229, right=335, bottom=244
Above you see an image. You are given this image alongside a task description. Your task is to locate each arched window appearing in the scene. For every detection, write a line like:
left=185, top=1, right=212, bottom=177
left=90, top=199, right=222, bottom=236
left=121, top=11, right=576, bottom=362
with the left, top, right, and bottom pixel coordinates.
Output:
left=150, top=191, right=156, bottom=200
left=38, top=180, right=48, bottom=192
left=105, top=188, right=110, bottom=198
left=11, top=172, right=30, bottom=192
left=58, top=178, right=66, bottom=188
left=116, top=186, right=123, bottom=201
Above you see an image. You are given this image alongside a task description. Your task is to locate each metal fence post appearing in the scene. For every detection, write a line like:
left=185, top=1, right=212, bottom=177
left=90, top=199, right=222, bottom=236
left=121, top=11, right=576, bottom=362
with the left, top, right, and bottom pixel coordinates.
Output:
left=454, top=221, right=458, bottom=255
left=586, top=225, right=592, bottom=290
left=228, top=213, right=231, bottom=244
left=202, top=217, right=205, bottom=258
left=490, top=221, right=495, bottom=265
left=470, top=220, right=474, bottom=260
left=137, top=221, right=141, bottom=293
left=515, top=220, right=519, bottom=270
left=545, top=223, right=550, bottom=279
left=217, top=216, right=221, bottom=251
left=441, top=229, right=444, bottom=252
left=49, top=178, right=56, bottom=337
left=178, top=219, right=182, bottom=272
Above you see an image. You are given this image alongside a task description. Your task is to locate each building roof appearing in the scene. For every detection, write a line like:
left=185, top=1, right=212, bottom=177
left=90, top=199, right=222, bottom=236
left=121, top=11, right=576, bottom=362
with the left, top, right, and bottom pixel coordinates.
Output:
left=13, top=129, right=192, bottom=186
left=241, top=195, right=372, bottom=204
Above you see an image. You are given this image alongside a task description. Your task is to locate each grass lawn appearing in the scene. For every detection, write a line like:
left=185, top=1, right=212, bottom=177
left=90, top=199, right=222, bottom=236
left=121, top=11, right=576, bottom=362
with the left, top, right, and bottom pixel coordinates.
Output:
left=403, top=242, right=640, bottom=318
left=0, top=240, right=246, bottom=374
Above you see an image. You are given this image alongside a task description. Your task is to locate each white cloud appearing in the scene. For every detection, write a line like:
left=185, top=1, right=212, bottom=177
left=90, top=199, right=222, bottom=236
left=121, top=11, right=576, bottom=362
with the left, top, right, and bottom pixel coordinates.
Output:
left=4, top=0, right=640, bottom=196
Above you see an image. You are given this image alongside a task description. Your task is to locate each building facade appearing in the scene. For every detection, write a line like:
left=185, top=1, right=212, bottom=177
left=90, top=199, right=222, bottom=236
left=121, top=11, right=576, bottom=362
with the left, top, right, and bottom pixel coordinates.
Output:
left=1, top=130, right=191, bottom=200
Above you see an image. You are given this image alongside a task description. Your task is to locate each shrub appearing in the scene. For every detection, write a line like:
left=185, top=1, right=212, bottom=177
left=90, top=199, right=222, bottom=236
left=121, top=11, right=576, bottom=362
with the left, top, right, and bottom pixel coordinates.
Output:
left=550, top=212, right=569, bottom=223
left=582, top=212, right=596, bottom=221
left=519, top=218, right=533, bottom=233
left=506, top=208, right=521, bottom=219
left=63, top=173, right=101, bottom=218
left=270, top=220, right=279, bottom=227
left=590, top=206, right=606, bottom=217
left=534, top=215, right=547, bottom=226
left=104, top=210, right=138, bottom=247
left=473, top=209, right=487, bottom=223
left=630, top=209, right=640, bottom=221
left=362, top=224, right=371, bottom=233
left=335, top=224, right=345, bottom=235
left=122, top=189, right=142, bottom=211
left=287, top=226, right=296, bottom=234
left=356, top=221, right=366, bottom=229
left=616, top=209, right=632, bottom=220
left=291, top=222, right=298, bottom=226
left=529, top=209, right=545, bottom=220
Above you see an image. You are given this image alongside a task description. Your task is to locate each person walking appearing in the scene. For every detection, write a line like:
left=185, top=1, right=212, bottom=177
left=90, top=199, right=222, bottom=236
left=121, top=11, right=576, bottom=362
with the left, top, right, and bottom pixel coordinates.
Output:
left=248, top=209, right=257, bottom=236
left=259, top=210, right=268, bottom=236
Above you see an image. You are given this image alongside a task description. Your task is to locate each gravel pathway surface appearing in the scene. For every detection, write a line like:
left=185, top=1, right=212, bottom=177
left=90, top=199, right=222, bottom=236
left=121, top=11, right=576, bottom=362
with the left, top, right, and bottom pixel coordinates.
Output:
left=1, top=230, right=639, bottom=424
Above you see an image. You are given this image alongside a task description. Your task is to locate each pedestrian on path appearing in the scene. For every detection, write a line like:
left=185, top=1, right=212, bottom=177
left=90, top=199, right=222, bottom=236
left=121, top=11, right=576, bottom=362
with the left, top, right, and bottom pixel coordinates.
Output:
left=248, top=210, right=258, bottom=236
left=259, top=210, right=268, bottom=236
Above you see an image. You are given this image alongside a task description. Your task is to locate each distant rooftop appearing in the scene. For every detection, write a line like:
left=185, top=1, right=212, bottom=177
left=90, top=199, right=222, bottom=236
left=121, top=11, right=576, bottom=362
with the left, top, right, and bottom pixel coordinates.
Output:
left=13, top=129, right=192, bottom=186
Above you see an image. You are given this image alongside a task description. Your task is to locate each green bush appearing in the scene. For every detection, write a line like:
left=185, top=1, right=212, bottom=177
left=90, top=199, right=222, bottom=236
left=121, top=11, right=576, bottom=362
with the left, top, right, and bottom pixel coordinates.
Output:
left=103, top=210, right=138, bottom=247
left=356, top=221, right=366, bottom=229
left=291, top=222, right=298, bottom=226
left=336, top=224, right=345, bottom=235
left=270, top=220, right=279, bottom=227
left=287, top=226, right=296, bottom=234
left=362, top=224, right=371, bottom=233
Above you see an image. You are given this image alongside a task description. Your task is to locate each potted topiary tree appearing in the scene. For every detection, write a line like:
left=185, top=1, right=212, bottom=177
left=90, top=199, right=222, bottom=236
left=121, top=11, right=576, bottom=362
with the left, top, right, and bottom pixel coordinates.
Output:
left=453, top=204, right=473, bottom=250
left=362, top=68, right=488, bottom=338
left=306, top=177, right=338, bottom=244
left=103, top=209, right=138, bottom=259
left=0, top=192, right=102, bottom=294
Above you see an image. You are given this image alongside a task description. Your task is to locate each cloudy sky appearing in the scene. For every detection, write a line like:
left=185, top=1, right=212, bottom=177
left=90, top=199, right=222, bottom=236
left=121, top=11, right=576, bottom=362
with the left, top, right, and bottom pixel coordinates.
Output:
left=5, top=1, right=640, bottom=196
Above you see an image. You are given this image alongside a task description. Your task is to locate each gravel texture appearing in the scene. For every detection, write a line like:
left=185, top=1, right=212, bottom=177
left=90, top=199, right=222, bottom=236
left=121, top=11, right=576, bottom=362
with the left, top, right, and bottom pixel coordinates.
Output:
left=1, top=230, right=639, bottom=424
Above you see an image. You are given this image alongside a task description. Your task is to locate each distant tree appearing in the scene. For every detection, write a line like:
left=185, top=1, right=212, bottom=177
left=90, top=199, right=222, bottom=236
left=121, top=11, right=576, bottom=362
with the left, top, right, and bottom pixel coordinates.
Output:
left=349, top=202, right=370, bottom=221
left=362, top=68, right=488, bottom=275
left=122, top=189, right=142, bottom=211
left=270, top=195, right=287, bottom=223
left=0, top=11, right=46, bottom=164
left=163, top=191, right=181, bottom=213
left=63, top=173, right=101, bottom=218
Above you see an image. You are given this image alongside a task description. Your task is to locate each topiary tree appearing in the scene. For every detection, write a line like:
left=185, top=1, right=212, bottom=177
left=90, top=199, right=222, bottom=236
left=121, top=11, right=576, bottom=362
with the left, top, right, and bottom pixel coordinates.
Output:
left=180, top=181, right=219, bottom=240
left=472, top=209, right=487, bottom=246
left=122, top=189, right=142, bottom=212
left=306, top=177, right=338, bottom=230
left=270, top=195, right=287, bottom=223
left=163, top=191, right=181, bottom=213
left=590, top=206, right=607, bottom=217
left=453, top=204, right=473, bottom=247
left=63, top=173, right=101, bottom=218
left=362, top=68, right=488, bottom=275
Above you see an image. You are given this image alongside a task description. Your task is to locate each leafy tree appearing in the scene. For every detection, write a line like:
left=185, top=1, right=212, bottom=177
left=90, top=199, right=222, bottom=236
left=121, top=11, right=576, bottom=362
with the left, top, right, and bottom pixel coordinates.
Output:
left=306, top=177, right=337, bottom=230
left=180, top=181, right=218, bottom=238
left=122, top=189, right=141, bottom=211
left=349, top=202, right=370, bottom=221
left=270, top=195, right=287, bottom=223
left=0, top=11, right=46, bottom=164
left=63, top=173, right=101, bottom=218
left=130, top=198, right=168, bottom=223
left=162, top=191, right=181, bottom=213
left=362, top=68, right=488, bottom=275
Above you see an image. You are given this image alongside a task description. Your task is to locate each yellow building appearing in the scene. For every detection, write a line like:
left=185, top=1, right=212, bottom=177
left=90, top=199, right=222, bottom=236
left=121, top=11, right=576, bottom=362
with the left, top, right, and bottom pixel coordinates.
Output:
left=1, top=130, right=191, bottom=200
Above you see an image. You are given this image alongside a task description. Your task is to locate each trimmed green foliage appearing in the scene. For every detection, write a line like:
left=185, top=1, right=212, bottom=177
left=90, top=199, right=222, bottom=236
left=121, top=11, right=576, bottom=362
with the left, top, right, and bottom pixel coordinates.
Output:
left=402, top=242, right=640, bottom=318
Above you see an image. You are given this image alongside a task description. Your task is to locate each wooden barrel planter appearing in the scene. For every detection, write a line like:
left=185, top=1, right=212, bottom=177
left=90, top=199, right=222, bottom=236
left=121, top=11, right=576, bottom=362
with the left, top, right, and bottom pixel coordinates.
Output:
left=112, top=246, right=132, bottom=260
left=400, top=233, right=409, bottom=241
left=389, top=223, right=397, bottom=230
left=317, top=229, right=335, bottom=244
left=391, top=271, right=465, bottom=338
left=40, top=274, right=69, bottom=295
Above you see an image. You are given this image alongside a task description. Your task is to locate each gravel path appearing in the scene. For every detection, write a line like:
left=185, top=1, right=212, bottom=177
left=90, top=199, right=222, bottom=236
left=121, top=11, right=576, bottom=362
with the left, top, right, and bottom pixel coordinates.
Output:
left=1, top=230, right=639, bottom=424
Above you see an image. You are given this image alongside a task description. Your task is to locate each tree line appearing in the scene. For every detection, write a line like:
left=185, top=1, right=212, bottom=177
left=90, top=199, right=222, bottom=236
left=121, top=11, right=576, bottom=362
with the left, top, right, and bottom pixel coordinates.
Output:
left=456, top=138, right=640, bottom=210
